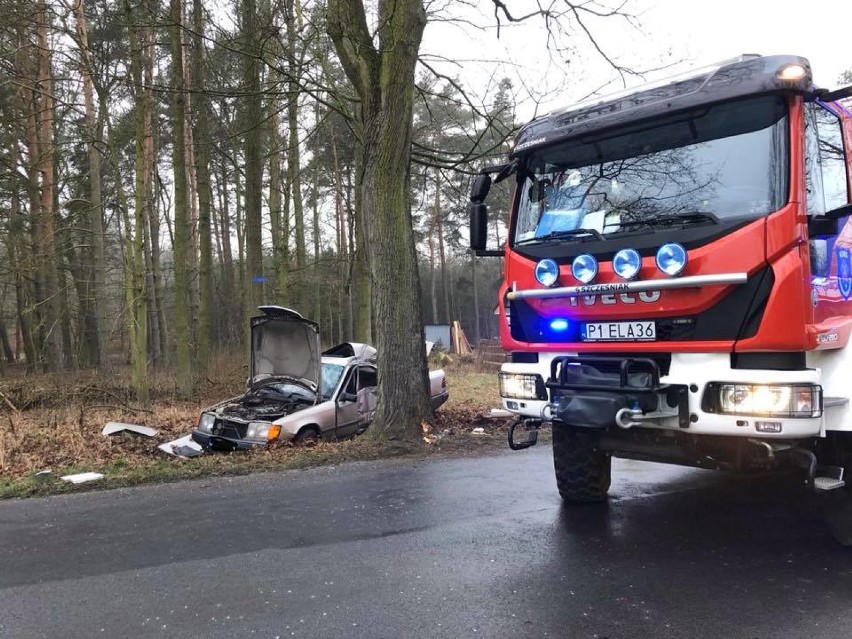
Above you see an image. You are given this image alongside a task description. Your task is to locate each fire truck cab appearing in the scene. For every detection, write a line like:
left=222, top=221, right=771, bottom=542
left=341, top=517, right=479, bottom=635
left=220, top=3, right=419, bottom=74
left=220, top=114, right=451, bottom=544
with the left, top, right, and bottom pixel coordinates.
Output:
left=469, top=55, right=852, bottom=542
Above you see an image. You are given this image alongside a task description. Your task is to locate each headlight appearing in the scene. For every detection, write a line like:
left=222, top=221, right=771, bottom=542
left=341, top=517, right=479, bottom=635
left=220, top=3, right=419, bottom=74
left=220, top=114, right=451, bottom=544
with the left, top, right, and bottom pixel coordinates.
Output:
left=198, top=413, right=215, bottom=433
left=534, top=259, right=560, bottom=287
left=703, top=383, right=822, bottom=418
left=655, top=243, right=688, bottom=276
left=499, top=373, right=546, bottom=400
left=613, top=248, right=642, bottom=280
left=571, top=254, right=598, bottom=284
left=246, top=422, right=283, bottom=442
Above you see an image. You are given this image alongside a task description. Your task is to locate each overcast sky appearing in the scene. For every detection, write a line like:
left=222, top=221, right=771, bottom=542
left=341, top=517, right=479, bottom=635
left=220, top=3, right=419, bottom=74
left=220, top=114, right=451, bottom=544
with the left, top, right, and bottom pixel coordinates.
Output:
left=422, top=0, right=852, bottom=121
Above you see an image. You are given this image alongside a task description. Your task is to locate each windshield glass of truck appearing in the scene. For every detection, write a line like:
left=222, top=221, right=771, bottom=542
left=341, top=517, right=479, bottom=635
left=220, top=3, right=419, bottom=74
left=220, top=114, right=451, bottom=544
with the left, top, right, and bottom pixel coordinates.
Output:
left=513, top=96, right=788, bottom=244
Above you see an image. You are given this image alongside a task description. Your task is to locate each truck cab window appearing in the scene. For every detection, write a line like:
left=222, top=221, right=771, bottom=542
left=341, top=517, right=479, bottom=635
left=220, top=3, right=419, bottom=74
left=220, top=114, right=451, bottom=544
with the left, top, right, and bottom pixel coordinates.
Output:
left=806, top=103, right=849, bottom=215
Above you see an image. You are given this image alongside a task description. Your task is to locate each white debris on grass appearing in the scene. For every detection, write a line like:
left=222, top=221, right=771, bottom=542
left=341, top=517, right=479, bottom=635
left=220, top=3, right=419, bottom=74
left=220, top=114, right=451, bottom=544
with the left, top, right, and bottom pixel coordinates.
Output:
left=102, top=422, right=158, bottom=437
left=60, top=472, right=105, bottom=484
left=157, top=435, right=204, bottom=459
left=471, top=427, right=486, bottom=435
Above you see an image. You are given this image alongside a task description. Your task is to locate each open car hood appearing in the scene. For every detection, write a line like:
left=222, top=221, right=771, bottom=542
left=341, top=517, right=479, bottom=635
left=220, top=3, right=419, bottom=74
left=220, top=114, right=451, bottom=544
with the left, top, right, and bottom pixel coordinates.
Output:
left=250, top=306, right=320, bottom=391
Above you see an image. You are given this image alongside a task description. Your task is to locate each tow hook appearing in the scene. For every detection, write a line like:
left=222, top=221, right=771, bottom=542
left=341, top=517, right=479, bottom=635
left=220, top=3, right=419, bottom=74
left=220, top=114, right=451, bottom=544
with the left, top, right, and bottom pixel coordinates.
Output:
left=508, top=419, right=542, bottom=450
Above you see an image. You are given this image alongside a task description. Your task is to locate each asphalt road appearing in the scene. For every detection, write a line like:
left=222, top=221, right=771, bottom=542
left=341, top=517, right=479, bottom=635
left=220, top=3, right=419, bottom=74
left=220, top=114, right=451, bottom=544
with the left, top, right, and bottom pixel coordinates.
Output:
left=2, top=445, right=852, bottom=638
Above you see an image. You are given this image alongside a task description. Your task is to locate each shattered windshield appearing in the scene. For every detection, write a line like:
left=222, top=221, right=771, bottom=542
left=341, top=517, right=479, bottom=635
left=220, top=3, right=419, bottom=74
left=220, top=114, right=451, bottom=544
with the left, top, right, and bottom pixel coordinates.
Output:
left=321, top=364, right=345, bottom=399
left=513, top=95, right=788, bottom=245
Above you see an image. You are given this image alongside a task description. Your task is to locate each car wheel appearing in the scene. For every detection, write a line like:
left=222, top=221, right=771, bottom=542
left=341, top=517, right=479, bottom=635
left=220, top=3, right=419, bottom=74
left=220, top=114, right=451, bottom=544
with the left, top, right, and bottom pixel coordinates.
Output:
left=295, top=426, right=321, bottom=447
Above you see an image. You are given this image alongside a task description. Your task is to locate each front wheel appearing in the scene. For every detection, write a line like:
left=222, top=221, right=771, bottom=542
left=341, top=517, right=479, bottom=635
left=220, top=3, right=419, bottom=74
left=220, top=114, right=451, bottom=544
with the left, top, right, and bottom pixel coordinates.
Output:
left=552, top=424, right=611, bottom=503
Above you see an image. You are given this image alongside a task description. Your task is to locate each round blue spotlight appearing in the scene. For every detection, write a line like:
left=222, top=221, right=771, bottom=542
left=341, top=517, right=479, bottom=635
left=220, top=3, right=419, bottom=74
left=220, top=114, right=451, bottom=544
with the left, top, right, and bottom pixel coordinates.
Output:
left=571, top=254, right=598, bottom=284
left=612, top=248, right=642, bottom=280
left=656, top=242, right=688, bottom=276
left=534, top=259, right=560, bottom=287
left=549, top=318, right=569, bottom=332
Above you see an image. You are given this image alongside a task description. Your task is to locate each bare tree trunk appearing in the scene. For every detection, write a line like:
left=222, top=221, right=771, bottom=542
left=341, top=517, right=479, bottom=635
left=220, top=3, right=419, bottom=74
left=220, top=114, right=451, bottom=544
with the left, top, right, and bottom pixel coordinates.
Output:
left=35, top=0, right=64, bottom=371
left=71, top=0, right=106, bottom=368
left=192, top=0, right=213, bottom=366
left=217, top=154, right=236, bottom=341
left=311, top=103, right=321, bottom=323
left=330, top=132, right=346, bottom=340
left=6, top=137, right=33, bottom=368
left=123, top=0, right=150, bottom=400
left=352, top=146, right=371, bottom=342
left=428, top=220, right=437, bottom=325
left=285, top=0, right=306, bottom=305
left=328, top=0, right=431, bottom=440
left=171, top=0, right=192, bottom=395
left=435, top=172, right=451, bottom=323
left=242, top=0, right=264, bottom=327
left=150, top=116, right=169, bottom=362
left=268, top=94, right=288, bottom=303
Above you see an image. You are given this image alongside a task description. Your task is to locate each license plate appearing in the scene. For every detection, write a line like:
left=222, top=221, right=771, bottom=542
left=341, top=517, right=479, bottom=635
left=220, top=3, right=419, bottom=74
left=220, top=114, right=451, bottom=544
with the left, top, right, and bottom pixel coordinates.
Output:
left=582, top=321, right=656, bottom=342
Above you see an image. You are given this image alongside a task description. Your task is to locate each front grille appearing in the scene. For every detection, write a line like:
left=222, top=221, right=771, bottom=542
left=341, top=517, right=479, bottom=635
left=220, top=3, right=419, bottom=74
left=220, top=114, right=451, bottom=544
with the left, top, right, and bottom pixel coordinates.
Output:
left=212, top=419, right=247, bottom=438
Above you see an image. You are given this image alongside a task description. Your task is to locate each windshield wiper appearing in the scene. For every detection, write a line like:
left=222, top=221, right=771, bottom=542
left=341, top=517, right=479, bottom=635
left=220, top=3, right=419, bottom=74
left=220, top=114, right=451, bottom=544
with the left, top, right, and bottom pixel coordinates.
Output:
left=612, top=212, right=719, bottom=229
left=516, top=227, right=606, bottom=245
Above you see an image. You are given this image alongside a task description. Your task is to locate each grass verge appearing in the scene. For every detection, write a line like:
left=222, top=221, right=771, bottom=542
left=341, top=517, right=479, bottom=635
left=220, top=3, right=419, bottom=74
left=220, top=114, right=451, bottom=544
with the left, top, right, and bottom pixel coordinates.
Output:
left=0, top=361, right=512, bottom=499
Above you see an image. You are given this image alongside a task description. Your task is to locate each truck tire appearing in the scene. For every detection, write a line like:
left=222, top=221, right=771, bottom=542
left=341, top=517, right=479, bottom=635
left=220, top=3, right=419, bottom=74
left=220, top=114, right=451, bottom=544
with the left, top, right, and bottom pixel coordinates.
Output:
left=552, top=424, right=611, bottom=503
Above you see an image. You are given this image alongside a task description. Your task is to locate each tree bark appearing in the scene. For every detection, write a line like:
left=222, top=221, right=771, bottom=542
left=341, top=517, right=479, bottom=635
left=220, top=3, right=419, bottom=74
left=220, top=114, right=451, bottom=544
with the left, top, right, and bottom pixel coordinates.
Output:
left=126, top=0, right=150, bottom=400
left=242, top=0, right=264, bottom=327
left=35, top=0, right=64, bottom=371
left=351, top=142, right=371, bottom=342
left=192, top=0, right=214, bottom=367
left=71, top=0, right=107, bottom=368
left=285, top=0, right=306, bottom=305
left=327, top=0, right=431, bottom=441
left=171, top=0, right=193, bottom=395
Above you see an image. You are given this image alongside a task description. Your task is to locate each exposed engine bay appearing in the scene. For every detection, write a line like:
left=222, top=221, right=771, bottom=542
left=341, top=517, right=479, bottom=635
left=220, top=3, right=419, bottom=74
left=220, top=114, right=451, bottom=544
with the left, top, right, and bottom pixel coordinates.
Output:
left=217, top=381, right=316, bottom=422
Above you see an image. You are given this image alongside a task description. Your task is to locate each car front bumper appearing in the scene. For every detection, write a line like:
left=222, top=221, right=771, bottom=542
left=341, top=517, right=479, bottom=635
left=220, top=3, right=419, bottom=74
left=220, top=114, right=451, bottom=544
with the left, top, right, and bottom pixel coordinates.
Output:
left=191, top=431, right=263, bottom=451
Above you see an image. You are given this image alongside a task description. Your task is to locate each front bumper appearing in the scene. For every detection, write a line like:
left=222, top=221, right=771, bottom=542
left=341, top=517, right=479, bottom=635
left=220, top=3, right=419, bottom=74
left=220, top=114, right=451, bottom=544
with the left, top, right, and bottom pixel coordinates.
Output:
left=501, top=352, right=825, bottom=439
left=191, top=431, right=264, bottom=451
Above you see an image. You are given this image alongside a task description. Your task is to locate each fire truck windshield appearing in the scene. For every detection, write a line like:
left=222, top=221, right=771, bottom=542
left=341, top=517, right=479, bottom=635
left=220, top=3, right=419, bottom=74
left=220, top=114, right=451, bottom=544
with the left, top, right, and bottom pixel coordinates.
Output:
left=513, top=95, right=789, bottom=245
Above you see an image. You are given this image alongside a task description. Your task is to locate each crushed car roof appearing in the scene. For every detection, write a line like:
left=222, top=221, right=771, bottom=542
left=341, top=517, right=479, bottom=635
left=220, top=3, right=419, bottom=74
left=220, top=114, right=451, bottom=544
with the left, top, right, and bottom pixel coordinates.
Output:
left=321, top=342, right=377, bottom=363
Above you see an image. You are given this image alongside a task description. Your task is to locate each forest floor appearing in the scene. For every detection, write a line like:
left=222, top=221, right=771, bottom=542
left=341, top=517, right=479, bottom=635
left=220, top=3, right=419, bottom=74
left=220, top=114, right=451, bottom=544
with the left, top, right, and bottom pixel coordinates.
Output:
left=0, top=353, right=527, bottom=498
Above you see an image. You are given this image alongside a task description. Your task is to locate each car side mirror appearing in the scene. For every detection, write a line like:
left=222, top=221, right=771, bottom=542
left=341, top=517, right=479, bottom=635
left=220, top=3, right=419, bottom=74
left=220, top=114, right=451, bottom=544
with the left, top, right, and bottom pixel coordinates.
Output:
left=341, top=392, right=357, bottom=403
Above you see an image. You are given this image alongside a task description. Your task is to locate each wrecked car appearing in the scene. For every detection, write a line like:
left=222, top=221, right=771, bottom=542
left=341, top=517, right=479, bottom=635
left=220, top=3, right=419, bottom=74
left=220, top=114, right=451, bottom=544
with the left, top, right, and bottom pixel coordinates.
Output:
left=192, top=306, right=449, bottom=450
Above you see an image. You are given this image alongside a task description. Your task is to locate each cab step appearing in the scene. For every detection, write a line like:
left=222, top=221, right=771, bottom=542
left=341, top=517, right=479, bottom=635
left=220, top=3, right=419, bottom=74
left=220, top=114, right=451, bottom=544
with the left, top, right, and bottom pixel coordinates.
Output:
left=824, top=397, right=849, bottom=409
left=814, top=477, right=846, bottom=491
left=814, top=464, right=845, bottom=491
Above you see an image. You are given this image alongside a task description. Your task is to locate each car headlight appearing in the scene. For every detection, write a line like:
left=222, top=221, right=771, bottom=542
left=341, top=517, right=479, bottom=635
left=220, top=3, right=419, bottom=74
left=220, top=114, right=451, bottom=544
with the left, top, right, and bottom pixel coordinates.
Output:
left=656, top=242, right=688, bottom=276
left=571, top=254, right=598, bottom=284
left=613, top=248, right=642, bottom=280
left=703, top=383, right=822, bottom=418
left=198, top=413, right=215, bottom=433
left=246, top=421, right=282, bottom=442
left=534, top=259, right=560, bottom=287
left=499, top=373, right=547, bottom=400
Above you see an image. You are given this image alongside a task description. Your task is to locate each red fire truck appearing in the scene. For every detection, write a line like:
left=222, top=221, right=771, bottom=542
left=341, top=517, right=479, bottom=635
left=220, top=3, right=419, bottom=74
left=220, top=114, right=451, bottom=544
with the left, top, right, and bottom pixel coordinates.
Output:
left=470, top=55, right=852, bottom=541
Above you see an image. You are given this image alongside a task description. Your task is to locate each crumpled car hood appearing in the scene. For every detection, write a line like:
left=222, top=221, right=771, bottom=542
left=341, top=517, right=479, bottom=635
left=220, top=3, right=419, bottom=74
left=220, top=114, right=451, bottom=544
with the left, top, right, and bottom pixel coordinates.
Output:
left=250, top=306, right=320, bottom=391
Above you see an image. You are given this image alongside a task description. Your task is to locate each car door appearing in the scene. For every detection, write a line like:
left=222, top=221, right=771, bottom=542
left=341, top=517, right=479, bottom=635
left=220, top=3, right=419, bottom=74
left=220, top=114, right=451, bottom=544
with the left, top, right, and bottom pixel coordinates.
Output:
left=334, top=367, right=360, bottom=438
left=355, top=366, right=378, bottom=433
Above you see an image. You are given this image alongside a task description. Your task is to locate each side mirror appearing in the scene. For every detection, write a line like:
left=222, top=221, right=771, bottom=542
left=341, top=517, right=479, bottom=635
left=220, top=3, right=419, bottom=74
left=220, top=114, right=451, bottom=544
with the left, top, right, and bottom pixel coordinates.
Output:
left=470, top=203, right=488, bottom=252
left=470, top=174, right=492, bottom=202
left=340, top=392, right=357, bottom=403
